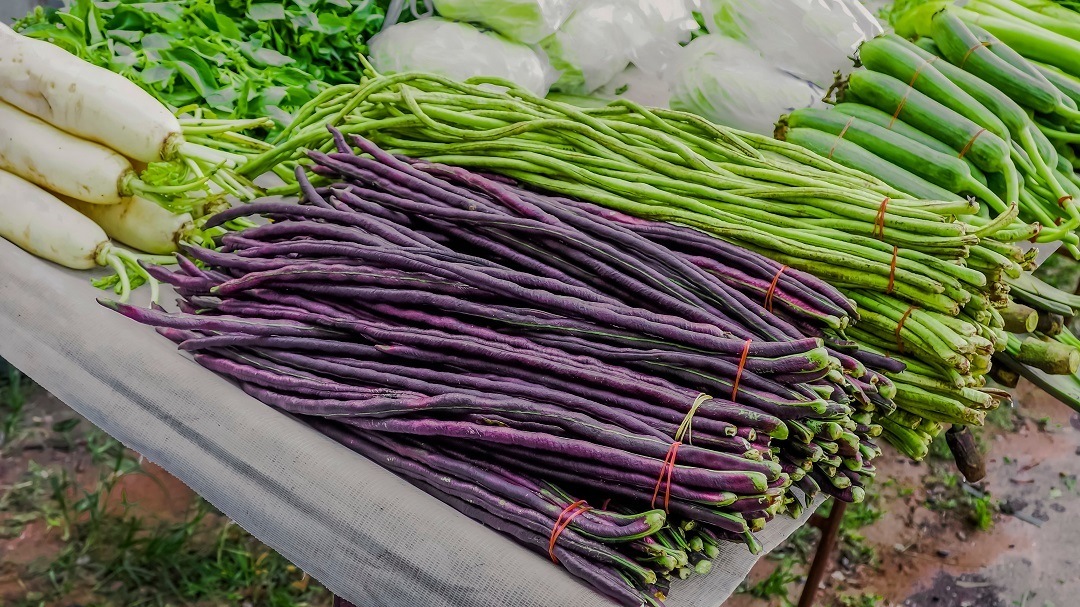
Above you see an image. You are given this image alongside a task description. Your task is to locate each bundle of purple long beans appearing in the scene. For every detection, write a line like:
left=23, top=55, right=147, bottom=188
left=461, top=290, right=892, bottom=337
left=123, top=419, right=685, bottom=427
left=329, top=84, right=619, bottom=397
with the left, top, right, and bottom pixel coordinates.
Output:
left=103, top=129, right=888, bottom=605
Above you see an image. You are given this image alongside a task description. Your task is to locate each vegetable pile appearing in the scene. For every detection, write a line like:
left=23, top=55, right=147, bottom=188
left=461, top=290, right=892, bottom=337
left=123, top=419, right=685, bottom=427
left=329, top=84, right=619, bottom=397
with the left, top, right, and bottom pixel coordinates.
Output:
left=14, top=0, right=390, bottom=125
left=11, top=1, right=1080, bottom=602
left=236, top=65, right=1016, bottom=460
left=0, top=21, right=265, bottom=299
left=103, top=131, right=889, bottom=605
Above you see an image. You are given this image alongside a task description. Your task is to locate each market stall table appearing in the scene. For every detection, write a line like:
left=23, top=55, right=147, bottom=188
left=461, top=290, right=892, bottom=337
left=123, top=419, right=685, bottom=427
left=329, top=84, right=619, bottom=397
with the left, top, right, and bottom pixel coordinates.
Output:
left=0, top=230, right=830, bottom=606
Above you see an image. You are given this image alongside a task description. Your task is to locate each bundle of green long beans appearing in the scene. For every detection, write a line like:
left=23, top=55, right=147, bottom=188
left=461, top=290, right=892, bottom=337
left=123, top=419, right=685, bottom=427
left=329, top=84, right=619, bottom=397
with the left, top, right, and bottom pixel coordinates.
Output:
left=233, top=63, right=1022, bottom=460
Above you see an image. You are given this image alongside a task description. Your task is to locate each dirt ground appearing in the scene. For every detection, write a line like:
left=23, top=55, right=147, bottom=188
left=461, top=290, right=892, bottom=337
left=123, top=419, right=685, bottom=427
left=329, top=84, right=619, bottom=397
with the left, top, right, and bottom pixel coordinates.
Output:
left=729, top=379, right=1080, bottom=607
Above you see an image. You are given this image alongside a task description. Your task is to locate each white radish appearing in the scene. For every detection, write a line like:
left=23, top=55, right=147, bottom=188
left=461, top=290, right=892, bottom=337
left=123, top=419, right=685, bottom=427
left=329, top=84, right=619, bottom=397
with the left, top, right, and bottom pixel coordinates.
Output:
left=0, top=100, right=134, bottom=205
left=0, top=22, right=182, bottom=163
left=0, top=169, right=167, bottom=301
left=61, top=195, right=196, bottom=255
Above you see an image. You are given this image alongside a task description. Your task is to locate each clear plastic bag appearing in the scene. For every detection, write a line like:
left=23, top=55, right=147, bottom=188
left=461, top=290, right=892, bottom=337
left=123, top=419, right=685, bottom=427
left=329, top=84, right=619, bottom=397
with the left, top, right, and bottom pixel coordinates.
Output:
left=431, top=0, right=578, bottom=44
left=698, top=0, right=883, bottom=87
left=669, top=35, right=826, bottom=135
left=538, top=0, right=634, bottom=95
left=369, top=18, right=553, bottom=96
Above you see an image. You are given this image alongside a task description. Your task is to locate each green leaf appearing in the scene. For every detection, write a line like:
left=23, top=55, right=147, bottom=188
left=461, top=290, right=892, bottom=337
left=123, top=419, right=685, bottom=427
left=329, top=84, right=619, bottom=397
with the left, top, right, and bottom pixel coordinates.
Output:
left=139, top=2, right=184, bottom=21
left=55, top=12, right=88, bottom=42
left=248, top=4, right=287, bottom=21
left=213, top=13, right=244, bottom=39
left=160, top=47, right=220, bottom=97
left=107, top=29, right=142, bottom=43
left=142, top=64, right=177, bottom=86
left=52, top=418, right=81, bottom=433
left=140, top=32, right=175, bottom=51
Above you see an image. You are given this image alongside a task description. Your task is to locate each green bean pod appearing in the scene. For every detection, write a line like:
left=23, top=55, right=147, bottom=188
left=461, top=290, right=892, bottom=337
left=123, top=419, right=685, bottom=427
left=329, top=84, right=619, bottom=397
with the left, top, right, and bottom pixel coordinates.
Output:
left=840, top=70, right=1013, bottom=175
left=858, top=35, right=1010, bottom=141
left=931, top=9, right=1063, bottom=114
left=781, top=127, right=962, bottom=202
left=785, top=108, right=1007, bottom=212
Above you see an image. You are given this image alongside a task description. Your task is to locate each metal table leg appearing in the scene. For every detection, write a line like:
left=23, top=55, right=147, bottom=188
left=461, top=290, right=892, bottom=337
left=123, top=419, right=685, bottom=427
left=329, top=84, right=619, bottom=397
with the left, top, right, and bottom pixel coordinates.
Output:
left=797, top=499, right=848, bottom=607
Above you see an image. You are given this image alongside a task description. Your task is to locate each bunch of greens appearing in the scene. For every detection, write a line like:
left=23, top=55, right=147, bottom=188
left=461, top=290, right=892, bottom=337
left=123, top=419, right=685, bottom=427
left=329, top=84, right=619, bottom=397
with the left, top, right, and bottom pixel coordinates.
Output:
left=14, top=0, right=388, bottom=126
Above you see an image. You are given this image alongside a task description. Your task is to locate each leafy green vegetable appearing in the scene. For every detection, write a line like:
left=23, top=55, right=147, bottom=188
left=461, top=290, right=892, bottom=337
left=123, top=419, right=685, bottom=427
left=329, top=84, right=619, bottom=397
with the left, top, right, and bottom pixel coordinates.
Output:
left=13, top=0, right=390, bottom=127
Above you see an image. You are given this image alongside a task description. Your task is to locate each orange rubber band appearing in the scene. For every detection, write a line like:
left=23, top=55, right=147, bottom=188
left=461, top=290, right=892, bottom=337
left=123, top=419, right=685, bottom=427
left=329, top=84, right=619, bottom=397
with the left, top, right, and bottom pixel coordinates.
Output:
left=908, top=56, right=939, bottom=87
left=764, top=265, right=788, bottom=313
left=885, top=56, right=940, bottom=129
left=548, top=500, right=592, bottom=563
left=887, top=246, right=898, bottom=295
left=1058, top=195, right=1073, bottom=207
left=895, top=306, right=918, bottom=354
left=827, top=117, right=856, bottom=160
left=873, top=197, right=890, bottom=240
left=1029, top=222, right=1042, bottom=243
left=887, top=93, right=912, bottom=129
left=731, top=339, right=752, bottom=402
left=957, top=128, right=987, bottom=159
left=959, top=41, right=992, bottom=68
left=650, top=442, right=681, bottom=513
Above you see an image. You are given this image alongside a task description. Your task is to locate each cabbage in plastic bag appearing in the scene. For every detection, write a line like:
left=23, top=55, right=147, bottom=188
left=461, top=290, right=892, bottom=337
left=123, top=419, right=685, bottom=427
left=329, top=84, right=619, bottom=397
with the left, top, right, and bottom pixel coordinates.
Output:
left=431, top=0, right=578, bottom=44
left=699, top=0, right=883, bottom=87
left=540, top=0, right=655, bottom=95
left=669, top=35, right=825, bottom=135
left=369, top=18, right=553, bottom=96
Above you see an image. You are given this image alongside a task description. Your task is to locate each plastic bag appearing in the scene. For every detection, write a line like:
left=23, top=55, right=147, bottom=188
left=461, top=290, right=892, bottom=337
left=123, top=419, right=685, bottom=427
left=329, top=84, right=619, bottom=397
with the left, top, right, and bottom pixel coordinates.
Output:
left=369, top=18, right=553, bottom=97
left=668, top=35, right=825, bottom=135
left=636, top=0, right=698, bottom=45
left=698, top=0, right=883, bottom=87
left=615, top=0, right=695, bottom=77
left=538, top=0, right=632, bottom=94
left=430, top=0, right=578, bottom=44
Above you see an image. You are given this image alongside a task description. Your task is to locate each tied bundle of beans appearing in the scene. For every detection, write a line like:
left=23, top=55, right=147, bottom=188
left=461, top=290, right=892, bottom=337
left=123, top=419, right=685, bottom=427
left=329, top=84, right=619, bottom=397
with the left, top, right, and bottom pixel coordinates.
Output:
left=993, top=274, right=1080, bottom=412
left=573, top=209, right=887, bottom=503
left=234, top=65, right=1017, bottom=461
left=104, top=133, right=885, bottom=605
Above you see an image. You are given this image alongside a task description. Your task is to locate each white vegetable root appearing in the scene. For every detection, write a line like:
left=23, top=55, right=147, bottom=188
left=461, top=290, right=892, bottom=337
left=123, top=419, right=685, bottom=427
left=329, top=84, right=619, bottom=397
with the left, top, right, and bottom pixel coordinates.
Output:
left=0, top=100, right=134, bottom=205
left=0, top=169, right=166, bottom=301
left=0, top=22, right=182, bottom=163
left=61, top=195, right=195, bottom=255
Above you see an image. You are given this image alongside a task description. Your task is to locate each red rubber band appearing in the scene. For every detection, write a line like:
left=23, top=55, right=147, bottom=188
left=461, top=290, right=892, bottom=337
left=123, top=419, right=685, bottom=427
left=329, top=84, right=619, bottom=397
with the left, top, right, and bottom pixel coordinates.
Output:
left=764, top=265, right=788, bottom=313
left=873, top=197, right=890, bottom=240
left=896, top=306, right=918, bottom=354
left=827, top=117, right=855, bottom=160
left=731, top=339, right=752, bottom=402
left=887, top=246, right=898, bottom=295
left=548, top=500, right=592, bottom=563
left=600, top=498, right=611, bottom=511
left=650, top=441, right=681, bottom=513
left=1058, top=195, right=1073, bottom=207
left=957, top=128, right=987, bottom=160
left=959, top=41, right=992, bottom=69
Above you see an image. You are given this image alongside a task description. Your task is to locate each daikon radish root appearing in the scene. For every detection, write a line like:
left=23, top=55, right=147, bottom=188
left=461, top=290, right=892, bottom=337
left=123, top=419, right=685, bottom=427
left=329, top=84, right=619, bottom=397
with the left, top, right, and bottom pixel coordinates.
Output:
left=0, top=23, right=267, bottom=177
left=0, top=100, right=226, bottom=206
left=61, top=195, right=196, bottom=255
left=0, top=169, right=168, bottom=301
left=0, top=23, right=181, bottom=163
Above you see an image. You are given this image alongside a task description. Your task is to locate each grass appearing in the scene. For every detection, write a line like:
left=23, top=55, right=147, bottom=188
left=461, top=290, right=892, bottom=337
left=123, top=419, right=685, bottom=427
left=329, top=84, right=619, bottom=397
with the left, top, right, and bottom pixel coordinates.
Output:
left=739, top=486, right=886, bottom=605
left=0, top=364, right=331, bottom=607
left=0, top=363, right=32, bottom=448
left=836, top=593, right=885, bottom=607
